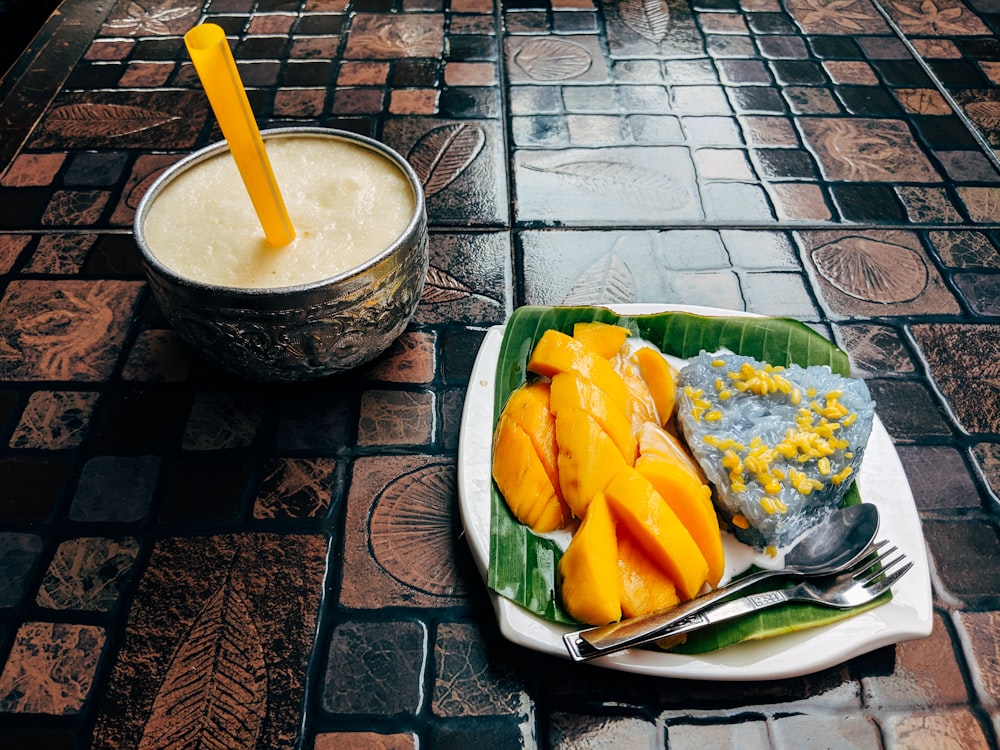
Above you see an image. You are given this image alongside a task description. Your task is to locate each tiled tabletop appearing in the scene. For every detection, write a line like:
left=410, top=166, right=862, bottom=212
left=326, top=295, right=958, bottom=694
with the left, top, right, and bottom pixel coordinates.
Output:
left=1, top=0, right=999, bottom=747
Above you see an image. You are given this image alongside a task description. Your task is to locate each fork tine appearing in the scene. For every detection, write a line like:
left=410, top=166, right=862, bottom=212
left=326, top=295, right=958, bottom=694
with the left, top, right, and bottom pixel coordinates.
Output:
left=864, top=560, right=913, bottom=597
left=847, top=541, right=896, bottom=575
left=856, top=552, right=907, bottom=586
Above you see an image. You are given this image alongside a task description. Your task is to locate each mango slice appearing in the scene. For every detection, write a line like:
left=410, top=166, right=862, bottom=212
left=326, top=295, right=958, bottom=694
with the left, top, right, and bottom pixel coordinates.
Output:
left=634, top=347, right=678, bottom=427
left=555, top=407, right=628, bottom=518
left=635, top=454, right=724, bottom=586
left=550, top=371, right=637, bottom=465
left=603, top=466, right=709, bottom=600
left=613, top=353, right=660, bottom=435
left=526, top=329, right=631, bottom=416
left=637, top=421, right=707, bottom=485
left=499, top=381, right=560, bottom=496
left=492, top=413, right=570, bottom=533
left=558, top=492, right=621, bottom=625
left=572, top=321, right=630, bottom=359
left=617, top=530, right=681, bottom=618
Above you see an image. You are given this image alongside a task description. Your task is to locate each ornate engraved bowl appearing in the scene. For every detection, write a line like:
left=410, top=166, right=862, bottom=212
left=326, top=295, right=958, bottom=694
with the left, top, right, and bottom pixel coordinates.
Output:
left=134, top=128, right=428, bottom=382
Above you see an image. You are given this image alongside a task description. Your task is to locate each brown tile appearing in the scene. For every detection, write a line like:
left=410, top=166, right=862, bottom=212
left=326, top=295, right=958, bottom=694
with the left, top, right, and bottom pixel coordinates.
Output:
left=784, top=0, right=890, bottom=34
left=862, top=613, right=969, bottom=709
left=956, top=187, right=1000, bottom=223
left=798, top=118, right=940, bottom=182
left=119, top=61, right=175, bottom=87
left=894, top=87, right=954, bottom=116
left=1, top=153, right=66, bottom=187
left=928, top=230, right=1000, bottom=269
left=797, top=230, right=960, bottom=319
left=0, top=622, right=107, bottom=714
left=364, top=332, right=436, bottom=383
left=92, top=533, right=326, bottom=748
left=41, top=189, right=111, bottom=227
left=881, top=708, right=991, bottom=748
left=248, top=13, right=296, bottom=33
left=923, top=519, right=1000, bottom=599
left=120, top=329, right=192, bottom=382
left=972, top=443, right=1000, bottom=502
left=0, top=280, right=143, bottom=382
left=881, top=0, right=990, bottom=34
left=22, top=233, right=96, bottom=274
left=337, top=61, right=390, bottom=86
left=767, top=183, right=833, bottom=222
left=340, top=455, right=467, bottom=608
left=274, top=88, right=326, bottom=117
left=911, top=38, right=963, bottom=59
left=84, top=38, right=135, bottom=61
left=389, top=88, right=440, bottom=115
left=433, top=622, right=530, bottom=717
left=955, top=611, right=1000, bottom=707
left=357, top=390, right=434, bottom=446
left=895, top=186, right=964, bottom=223
left=314, top=732, right=417, bottom=750
left=344, top=14, right=445, bottom=60
left=290, top=36, right=341, bottom=59
left=28, top=91, right=208, bottom=150
left=823, top=60, right=879, bottom=85
left=10, top=390, right=99, bottom=449
left=416, top=232, right=511, bottom=326
left=36, top=536, right=140, bottom=612
left=321, top=620, right=426, bottom=716
left=111, top=153, right=185, bottom=227
left=837, top=323, right=915, bottom=376
left=253, top=457, right=337, bottom=519
left=910, top=323, right=1000, bottom=435
left=0, top=234, right=31, bottom=272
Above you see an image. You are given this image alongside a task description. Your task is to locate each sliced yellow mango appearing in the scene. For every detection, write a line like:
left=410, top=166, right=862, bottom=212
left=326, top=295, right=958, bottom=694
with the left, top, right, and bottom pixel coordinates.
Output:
left=637, top=421, right=707, bottom=485
left=558, top=492, right=621, bottom=625
left=492, top=414, right=570, bottom=533
left=572, top=321, right=630, bottom=359
left=603, top=466, right=709, bottom=600
left=527, top=329, right=631, bottom=416
left=499, top=380, right=560, bottom=496
left=549, top=371, right=637, bottom=465
left=617, top=530, right=680, bottom=618
left=634, top=347, right=678, bottom=427
left=635, top=454, right=724, bottom=586
left=555, top=407, right=628, bottom=518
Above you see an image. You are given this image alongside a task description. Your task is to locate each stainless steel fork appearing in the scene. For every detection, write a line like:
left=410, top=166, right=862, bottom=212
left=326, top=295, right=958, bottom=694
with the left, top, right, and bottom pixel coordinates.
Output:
left=564, top=542, right=912, bottom=662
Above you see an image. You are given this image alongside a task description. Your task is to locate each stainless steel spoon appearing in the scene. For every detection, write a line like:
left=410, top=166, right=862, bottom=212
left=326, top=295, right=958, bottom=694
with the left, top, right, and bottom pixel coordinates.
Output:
left=564, top=502, right=880, bottom=661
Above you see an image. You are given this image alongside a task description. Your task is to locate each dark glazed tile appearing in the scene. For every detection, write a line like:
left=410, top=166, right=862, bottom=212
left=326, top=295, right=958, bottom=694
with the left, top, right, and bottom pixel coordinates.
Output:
left=10, top=390, right=98, bottom=449
left=928, top=230, right=1000, bottom=269
left=0, top=280, right=143, bottom=382
left=954, top=272, right=1000, bottom=316
left=69, top=455, right=160, bottom=523
left=121, top=330, right=193, bottom=382
left=90, top=387, right=190, bottom=452
left=924, top=519, right=1000, bottom=600
left=433, top=622, right=528, bottom=716
left=253, top=457, right=337, bottom=519
left=182, top=392, right=267, bottom=450
left=432, top=720, right=529, bottom=750
left=897, top=446, right=981, bottom=511
left=0, top=532, right=44, bottom=607
left=910, top=323, right=1000, bottom=436
left=91, top=533, right=326, bottom=748
left=321, top=620, right=426, bottom=716
left=417, top=232, right=511, bottom=326
left=275, top=388, right=353, bottom=452
left=0, top=458, right=73, bottom=522
left=383, top=118, right=507, bottom=227
left=864, top=379, right=954, bottom=441
left=158, top=456, right=251, bottom=522
left=36, top=537, right=140, bottom=612
left=0, top=622, right=106, bottom=714
left=438, top=327, right=485, bottom=386
left=340, top=456, right=467, bottom=608
left=552, top=715, right=658, bottom=746
left=797, top=230, right=960, bottom=318
left=27, top=91, right=209, bottom=150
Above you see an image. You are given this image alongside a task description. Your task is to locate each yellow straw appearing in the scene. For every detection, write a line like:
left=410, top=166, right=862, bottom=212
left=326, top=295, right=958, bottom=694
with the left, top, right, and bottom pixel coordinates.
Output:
left=184, top=23, right=295, bottom=247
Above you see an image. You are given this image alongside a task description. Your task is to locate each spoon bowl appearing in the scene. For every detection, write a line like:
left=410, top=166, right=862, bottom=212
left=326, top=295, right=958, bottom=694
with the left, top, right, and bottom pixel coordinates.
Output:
left=565, top=503, right=880, bottom=661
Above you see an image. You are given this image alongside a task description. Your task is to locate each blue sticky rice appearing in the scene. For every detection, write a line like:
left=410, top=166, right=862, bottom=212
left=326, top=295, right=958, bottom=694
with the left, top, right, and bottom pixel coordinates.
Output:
left=676, top=351, right=875, bottom=550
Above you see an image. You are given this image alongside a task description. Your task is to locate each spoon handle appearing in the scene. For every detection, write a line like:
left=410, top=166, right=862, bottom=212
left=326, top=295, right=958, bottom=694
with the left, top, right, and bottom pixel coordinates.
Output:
left=563, top=567, right=781, bottom=661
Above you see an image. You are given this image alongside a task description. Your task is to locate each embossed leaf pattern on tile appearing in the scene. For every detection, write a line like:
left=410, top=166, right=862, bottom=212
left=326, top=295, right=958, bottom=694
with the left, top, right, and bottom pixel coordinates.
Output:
left=799, top=119, right=939, bottom=182
left=42, top=104, right=180, bottom=140
left=513, top=38, right=593, bottom=81
left=408, top=123, right=486, bottom=198
left=618, top=0, right=672, bottom=43
left=812, top=236, right=929, bottom=303
left=369, top=463, right=465, bottom=597
left=562, top=236, right=636, bottom=305
left=346, top=14, right=444, bottom=59
left=527, top=160, right=690, bottom=210
left=138, top=566, right=267, bottom=750
left=421, top=265, right=475, bottom=304
left=105, top=1, right=198, bottom=36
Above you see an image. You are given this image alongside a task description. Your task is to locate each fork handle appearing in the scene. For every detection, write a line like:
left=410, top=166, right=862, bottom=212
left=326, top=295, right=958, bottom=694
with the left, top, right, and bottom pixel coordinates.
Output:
left=564, top=568, right=784, bottom=661
left=565, top=587, right=794, bottom=661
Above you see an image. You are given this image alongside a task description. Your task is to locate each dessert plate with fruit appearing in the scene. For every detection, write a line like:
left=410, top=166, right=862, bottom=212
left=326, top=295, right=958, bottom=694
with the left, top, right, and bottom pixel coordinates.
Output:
left=456, top=304, right=933, bottom=680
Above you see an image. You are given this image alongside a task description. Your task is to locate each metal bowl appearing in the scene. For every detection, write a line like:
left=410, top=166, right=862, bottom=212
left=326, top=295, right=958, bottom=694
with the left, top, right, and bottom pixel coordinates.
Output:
left=133, top=127, right=428, bottom=382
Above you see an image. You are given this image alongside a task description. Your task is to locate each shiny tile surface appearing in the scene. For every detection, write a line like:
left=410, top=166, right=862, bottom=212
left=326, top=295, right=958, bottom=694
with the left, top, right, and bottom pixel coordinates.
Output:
left=0, top=0, right=999, bottom=747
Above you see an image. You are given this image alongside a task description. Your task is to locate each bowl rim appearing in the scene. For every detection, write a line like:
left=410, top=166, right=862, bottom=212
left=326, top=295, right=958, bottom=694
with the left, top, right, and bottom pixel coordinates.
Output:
left=133, top=126, right=427, bottom=298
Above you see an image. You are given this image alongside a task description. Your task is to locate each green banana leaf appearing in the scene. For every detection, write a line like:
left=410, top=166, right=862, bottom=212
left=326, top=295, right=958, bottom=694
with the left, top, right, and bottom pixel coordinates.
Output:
left=488, top=305, right=885, bottom=653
